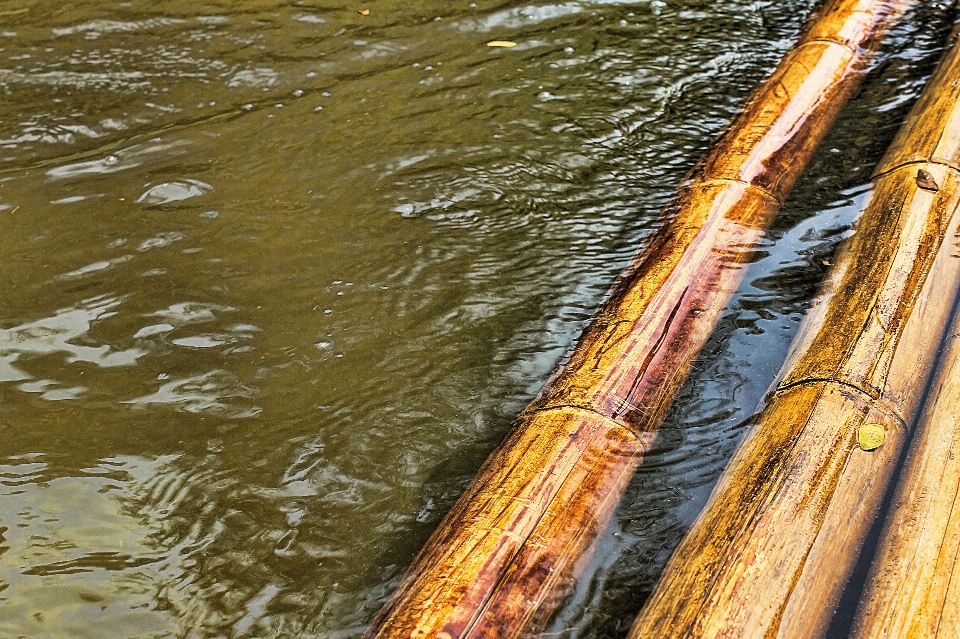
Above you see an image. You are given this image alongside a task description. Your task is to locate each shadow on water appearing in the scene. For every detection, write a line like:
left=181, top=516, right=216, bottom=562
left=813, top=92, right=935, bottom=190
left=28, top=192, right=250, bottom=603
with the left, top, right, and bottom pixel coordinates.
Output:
left=0, top=0, right=956, bottom=637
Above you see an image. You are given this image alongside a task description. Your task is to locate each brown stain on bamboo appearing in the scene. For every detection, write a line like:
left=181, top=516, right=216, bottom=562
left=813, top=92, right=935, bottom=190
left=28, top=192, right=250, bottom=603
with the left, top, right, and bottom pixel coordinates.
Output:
left=628, top=24, right=960, bottom=639
left=362, top=1, right=913, bottom=637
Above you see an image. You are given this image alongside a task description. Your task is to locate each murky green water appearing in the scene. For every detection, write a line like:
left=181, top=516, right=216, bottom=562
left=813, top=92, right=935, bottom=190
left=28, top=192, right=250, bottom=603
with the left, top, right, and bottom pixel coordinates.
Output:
left=0, top=1, right=955, bottom=637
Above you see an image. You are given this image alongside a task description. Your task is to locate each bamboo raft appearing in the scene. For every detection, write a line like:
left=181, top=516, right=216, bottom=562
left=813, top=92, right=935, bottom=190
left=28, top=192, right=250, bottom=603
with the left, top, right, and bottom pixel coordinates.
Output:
left=630, top=20, right=960, bottom=639
left=364, top=0, right=915, bottom=637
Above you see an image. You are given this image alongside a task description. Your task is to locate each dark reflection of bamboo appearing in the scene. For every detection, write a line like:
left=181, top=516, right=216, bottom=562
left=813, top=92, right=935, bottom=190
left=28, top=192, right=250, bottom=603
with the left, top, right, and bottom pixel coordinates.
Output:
left=630, top=23, right=960, bottom=639
left=364, top=1, right=916, bottom=637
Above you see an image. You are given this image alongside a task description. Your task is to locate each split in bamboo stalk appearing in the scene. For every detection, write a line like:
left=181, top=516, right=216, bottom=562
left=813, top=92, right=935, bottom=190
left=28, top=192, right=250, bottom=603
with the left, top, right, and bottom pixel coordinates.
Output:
left=363, top=1, right=913, bottom=637
left=628, top=23, right=960, bottom=639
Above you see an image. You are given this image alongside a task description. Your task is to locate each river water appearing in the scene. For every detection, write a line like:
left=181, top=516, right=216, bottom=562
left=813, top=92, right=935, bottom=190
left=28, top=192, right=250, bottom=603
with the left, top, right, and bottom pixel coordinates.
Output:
left=0, top=1, right=955, bottom=637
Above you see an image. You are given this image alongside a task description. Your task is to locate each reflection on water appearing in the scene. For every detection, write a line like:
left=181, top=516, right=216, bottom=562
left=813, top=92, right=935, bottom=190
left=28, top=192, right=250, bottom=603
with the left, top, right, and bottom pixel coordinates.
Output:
left=0, top=295, right=142, bottom=383
left=124, top=370, right=261, bottom=419
left=0, top=0, right=956, bottom=637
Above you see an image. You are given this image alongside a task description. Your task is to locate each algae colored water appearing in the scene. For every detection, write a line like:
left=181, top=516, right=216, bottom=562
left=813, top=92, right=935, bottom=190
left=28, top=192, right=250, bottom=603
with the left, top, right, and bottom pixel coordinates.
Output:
left=0, top=1, right=954, bottom=637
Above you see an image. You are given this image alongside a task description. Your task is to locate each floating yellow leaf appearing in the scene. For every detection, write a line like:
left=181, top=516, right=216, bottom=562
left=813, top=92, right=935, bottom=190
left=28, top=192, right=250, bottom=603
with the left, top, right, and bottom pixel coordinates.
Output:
left=487, top=40, right=518, bottom=48
left=357, top=8, right=370, bottom=15
left=858, top=423, right=884, bottom=451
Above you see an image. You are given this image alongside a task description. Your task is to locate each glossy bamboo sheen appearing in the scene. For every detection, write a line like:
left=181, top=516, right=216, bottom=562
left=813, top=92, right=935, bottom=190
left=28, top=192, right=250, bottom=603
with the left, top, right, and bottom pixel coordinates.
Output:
left=363, top=1, right=912, bottom=637
left=629, top=26, right=960, bottom=639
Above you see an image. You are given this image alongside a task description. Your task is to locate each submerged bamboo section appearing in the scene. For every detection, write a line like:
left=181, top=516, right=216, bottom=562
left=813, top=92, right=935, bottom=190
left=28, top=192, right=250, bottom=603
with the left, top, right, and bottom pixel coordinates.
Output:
left=364, top=1, right=913, bottom=637
left=629, top=25, right=960, bottom=639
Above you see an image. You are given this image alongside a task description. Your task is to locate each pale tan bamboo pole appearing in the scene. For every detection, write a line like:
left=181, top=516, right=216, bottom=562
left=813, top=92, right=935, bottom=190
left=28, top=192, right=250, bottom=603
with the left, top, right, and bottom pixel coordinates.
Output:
left=364, top=1, right=914, bottom=637
left=629, top=24, right=960, bottom=639
left=849, top=35, right=960, bottom=631
left=850, top=285, right=960, bottom=638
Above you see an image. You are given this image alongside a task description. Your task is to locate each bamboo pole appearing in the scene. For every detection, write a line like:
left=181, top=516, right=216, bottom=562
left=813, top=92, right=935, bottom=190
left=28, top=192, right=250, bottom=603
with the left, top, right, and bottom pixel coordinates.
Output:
left=849, top=288, right=960, bottom=638
left=628, top=23, right=960, bottom=639
left=364, top=1, right=913, bottom=637
left=849, top=36, right=960, bottom=634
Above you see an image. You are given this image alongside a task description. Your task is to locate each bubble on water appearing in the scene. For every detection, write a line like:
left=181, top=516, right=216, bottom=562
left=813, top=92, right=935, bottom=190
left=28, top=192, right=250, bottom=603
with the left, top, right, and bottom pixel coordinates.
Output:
left=200, top=210, right=219, bottom=219
left=314, top=106, right=324, bottom=112
left=293, top=89, right=304, bottom=97
left=315, top=341, right=331, bottom=349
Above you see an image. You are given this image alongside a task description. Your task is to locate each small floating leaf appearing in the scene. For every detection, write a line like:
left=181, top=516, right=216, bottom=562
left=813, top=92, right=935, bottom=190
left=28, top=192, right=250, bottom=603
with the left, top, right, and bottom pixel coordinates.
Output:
left=917, top=169, right=939, bottom=192
left=858, top=423, right=884, bottom=451
left=357, top=8, right=370, bottom=15
left=487, top=40, right=518, bottom=47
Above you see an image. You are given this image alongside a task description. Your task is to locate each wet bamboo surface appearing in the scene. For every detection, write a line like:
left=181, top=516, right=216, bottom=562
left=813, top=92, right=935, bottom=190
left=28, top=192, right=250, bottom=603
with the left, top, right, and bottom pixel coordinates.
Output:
left=629, top=24, right=960, bottom=639
left=363, top=1, right=913, bottom=637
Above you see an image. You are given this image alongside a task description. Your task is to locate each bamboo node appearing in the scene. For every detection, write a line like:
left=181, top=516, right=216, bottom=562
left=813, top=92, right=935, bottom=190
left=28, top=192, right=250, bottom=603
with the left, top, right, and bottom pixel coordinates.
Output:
left=858, top=423, right=885, bottom=451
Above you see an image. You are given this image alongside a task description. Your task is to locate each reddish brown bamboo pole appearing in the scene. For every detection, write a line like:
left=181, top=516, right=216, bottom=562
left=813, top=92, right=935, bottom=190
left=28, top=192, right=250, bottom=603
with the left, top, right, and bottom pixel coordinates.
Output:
left=364, top=1, right=913, bottom=637
left=628, top=24, right=960, bottom=639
